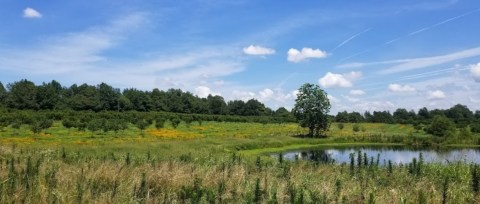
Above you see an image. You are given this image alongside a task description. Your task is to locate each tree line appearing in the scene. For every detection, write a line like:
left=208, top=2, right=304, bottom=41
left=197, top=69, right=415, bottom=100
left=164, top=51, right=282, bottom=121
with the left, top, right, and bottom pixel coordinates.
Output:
left=334, top=104, right=480, bottom=133
left=0, top=79, right=293, bottom=118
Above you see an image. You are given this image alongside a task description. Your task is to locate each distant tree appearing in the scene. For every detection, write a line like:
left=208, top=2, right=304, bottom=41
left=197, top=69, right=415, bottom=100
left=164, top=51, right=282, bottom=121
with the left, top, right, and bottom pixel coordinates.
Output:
left=151, top=88, right=168, bottom=111
left=335, top=111, right=349, bottom=123
left=292, top=83, right=331, bottom=137
left=445, top=104, right=473, bottom=127
left=227, top=100, right=246, bottom=115
left=417, top=107, right=430, bottom=122
left=393, top=108, right=410, bottom=124
left=274, top=107, right=291, bottom=118
left=364, top=111, right=373, bottom=122
left=207, top=95, right=227, bottom=115
left=67, top=84, right=99, bottom=111
left=0, top=82, right=6, bottom=106
left=348, top=112, right=364, bottom=123
left=244, top=99, right=267, bottom=116
left=371, top=111, right=394, bottom=123
left=123, top=88, right=152, bottom=112
left=36, top=80, right=63, bottom=110
left=427, top=115, right=456, bottom=137
left=166, top=89, right=185, bottom=113
left=96, top=83, right=120, bottom=111
left=6, top=79, right=38, bottom=109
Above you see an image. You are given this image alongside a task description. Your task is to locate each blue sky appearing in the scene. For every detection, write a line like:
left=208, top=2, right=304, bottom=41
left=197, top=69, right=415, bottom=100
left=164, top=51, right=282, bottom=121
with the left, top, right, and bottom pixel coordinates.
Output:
left=1, top=0, right=480, bottom=113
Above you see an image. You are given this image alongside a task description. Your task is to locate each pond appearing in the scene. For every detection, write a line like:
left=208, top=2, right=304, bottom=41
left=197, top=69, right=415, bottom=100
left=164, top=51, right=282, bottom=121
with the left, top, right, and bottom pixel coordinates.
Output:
left=272, top=146, right=480, bottom=165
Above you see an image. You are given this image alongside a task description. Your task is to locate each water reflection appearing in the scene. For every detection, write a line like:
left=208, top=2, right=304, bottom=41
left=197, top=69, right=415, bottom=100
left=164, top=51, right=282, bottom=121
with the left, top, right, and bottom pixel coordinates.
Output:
left=275, top=146, right=480, bottom=165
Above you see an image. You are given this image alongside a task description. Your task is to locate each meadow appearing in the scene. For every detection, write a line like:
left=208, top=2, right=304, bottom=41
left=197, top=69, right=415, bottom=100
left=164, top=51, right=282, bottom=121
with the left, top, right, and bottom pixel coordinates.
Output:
left=1, top=120, right=480, bottom=203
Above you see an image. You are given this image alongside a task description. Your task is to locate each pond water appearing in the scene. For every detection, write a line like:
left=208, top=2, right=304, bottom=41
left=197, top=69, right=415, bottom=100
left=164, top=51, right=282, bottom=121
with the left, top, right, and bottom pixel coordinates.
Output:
left=273, top=146, right=480, bottom=165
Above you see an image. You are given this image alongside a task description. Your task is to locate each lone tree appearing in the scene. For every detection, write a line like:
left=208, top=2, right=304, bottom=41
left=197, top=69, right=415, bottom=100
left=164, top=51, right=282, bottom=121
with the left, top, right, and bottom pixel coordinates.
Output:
left=292, top=83, right=331, bottom=137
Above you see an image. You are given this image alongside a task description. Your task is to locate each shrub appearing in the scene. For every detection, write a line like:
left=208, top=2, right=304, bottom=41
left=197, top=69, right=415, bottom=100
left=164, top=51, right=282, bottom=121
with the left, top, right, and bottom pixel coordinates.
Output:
left=337, top=123, right=344, bottom=130
left=352, top=124, right=360, bottom=132
left=471, top=122, right=480, bottom=133
left=427, top=115, right=456, bottom=137
left=171, top=118, right=182, bottom=129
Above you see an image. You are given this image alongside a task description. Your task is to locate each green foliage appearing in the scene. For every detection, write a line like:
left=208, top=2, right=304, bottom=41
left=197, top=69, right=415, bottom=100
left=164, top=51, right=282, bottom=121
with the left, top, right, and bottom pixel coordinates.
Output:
left=155, top=117, right=165, bottom=129
left=30, top=117, right=53, bottom=134
left=171, top=117, right=182, bottom=129
left=292, top=83, right=331, bottom=137
left=471, top=122, right=480, bottom=133
left=352, top=124, right=360, bottom=132
left=337, top=123, right=344, bottom=130
left=427, top=115, right=456, bottom=137
left=135, top=119, right=150, bottom=132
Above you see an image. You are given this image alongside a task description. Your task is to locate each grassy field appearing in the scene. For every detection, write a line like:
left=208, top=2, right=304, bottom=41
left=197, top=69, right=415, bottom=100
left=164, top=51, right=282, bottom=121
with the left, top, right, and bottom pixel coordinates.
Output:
left=1, top=121, right=475, bottom=157
left=1, top=121, right=479, bottom=203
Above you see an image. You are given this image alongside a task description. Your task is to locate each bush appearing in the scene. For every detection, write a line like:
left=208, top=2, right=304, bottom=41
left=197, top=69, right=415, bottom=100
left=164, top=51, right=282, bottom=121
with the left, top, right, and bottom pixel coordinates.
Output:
left=352, top=124, right=360, bottom=132
left=471, top=122, right=480, bottom=133
left=337, top=123, right=344, bottom=130
left=427, top=115, right=456, bottom=137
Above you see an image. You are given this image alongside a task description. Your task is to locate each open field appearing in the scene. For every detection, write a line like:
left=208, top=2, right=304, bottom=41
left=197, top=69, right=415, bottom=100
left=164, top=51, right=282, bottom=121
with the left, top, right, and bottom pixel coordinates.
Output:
left=1, top=121, right=480, bottom=203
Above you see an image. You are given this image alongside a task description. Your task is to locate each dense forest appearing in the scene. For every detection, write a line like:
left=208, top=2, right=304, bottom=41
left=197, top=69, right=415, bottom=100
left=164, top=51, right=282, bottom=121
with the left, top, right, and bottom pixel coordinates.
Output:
left=0, top=79, right=291, bottom=117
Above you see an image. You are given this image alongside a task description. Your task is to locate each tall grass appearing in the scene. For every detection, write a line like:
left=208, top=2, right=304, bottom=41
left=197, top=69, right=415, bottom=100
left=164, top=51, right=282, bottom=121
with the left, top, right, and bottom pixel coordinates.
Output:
left=0, top=145, right=479, bottom=203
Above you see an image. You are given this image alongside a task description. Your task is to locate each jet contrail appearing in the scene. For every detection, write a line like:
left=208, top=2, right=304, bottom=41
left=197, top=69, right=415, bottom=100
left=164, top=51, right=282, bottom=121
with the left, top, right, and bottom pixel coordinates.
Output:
left=339, top=8, right=480, bottom=62
left=409, top=8, right=480, bottom=36
left=331, top=28, right=371, bottom=52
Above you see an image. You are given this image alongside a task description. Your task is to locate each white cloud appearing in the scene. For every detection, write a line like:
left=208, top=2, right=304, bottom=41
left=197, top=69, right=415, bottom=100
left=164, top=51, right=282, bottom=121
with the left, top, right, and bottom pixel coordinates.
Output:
left=470, top=63, right=480, bottom=82
left=194, top=86, right=220, bottom=98
left=343, top=71, right=362, bottom=81
left=328, top=95, right=340, bottom=103
left=287, top=47, right=327, bottom=63
left=243, top=45, right=275, bottom=55
left=428, top=90, right=446, bottom=100
left=257, top=88, right=295, bottom=103
left=259, top=88, right=274, bottom=100
left=350, top=89, right=365, bottom=95
left=292, top=90, right=300, bottom=99
left=23, top=7, right=42, bottom=18
left=343, top=95, right=360, bottom=102
left=388, top=84, right=416, bottom=92
left=318, top=72, right=362, bottom=88
left=231, top=90, right=256, bottom=101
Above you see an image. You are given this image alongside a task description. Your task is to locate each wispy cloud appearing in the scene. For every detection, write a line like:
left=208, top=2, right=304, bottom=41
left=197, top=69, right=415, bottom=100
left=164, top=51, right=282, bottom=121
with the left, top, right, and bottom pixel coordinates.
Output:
left=381, top=47, right=480, bottom=74
left=338, top=47, right=480, bottom=74
left=243, top=45, right=275, bottom=55
left=0, top=12, right=245, bottom=90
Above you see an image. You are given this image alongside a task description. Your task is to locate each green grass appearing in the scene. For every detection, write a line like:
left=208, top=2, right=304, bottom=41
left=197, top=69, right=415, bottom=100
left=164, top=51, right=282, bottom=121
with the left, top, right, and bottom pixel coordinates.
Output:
left=1, top=121, right=478, bottom=160
left=1, top=121, right=480, bottom=203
